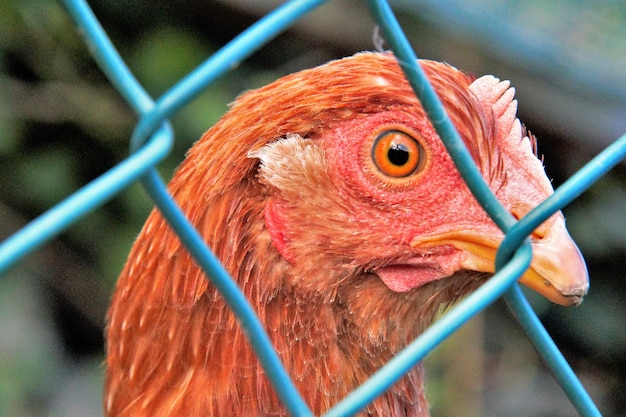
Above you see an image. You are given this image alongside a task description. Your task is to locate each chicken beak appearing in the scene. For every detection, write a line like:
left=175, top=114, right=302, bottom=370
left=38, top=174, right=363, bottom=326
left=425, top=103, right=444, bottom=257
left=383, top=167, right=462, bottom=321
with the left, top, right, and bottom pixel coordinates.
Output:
left=517, top=220, right=588, bottom=306
left=412, top=219, right=589, bottom=307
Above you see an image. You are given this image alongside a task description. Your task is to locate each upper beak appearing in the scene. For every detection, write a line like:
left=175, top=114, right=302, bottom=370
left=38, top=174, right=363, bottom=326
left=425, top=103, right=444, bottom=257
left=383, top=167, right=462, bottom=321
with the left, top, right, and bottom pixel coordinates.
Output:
left=517, top=219, right=588, bottom=306
left=411, top=217, right=589, bottom=306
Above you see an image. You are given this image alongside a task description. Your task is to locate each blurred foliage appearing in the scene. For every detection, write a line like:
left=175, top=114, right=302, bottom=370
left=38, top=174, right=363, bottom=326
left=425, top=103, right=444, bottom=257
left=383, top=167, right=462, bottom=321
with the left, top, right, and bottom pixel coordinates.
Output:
left=0, top=0, right=624, bottom=416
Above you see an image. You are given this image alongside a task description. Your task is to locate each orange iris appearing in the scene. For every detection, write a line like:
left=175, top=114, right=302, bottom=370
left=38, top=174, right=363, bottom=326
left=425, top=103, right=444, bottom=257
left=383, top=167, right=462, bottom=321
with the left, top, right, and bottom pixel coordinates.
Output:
left=372, top=130, right=423, bottom=178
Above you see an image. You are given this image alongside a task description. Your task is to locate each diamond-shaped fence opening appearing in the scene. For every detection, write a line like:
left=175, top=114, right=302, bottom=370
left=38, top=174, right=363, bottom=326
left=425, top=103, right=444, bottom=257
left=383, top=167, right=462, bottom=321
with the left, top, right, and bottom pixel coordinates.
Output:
left=1, top=1, right=625, bottom=416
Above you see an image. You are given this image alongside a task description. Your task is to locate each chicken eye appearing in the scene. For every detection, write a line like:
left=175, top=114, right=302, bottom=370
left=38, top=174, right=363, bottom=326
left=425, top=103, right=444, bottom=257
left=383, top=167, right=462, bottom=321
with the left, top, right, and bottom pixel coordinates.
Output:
left=372, top=130, right=424, bottom=178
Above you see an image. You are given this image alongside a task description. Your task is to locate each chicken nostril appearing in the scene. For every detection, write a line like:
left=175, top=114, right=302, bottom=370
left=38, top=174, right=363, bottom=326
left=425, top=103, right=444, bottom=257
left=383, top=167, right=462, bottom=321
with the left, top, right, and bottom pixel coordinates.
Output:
left=509, top=203, right=530, bottom=222
left=509, top=205, right=546, bottom=241
left=529, top=229, right=545, bottom=242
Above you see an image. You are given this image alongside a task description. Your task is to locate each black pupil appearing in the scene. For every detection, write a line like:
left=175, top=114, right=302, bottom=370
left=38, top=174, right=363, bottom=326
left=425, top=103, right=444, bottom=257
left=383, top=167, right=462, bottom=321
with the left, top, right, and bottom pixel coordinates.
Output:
left=387, top=143, right=409, bottom=166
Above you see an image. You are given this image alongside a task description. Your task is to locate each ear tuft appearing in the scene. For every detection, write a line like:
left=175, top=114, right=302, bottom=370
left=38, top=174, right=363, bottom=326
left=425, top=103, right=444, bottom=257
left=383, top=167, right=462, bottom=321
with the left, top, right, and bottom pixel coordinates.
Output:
left=248, top=133, right=326, bottom=191
left=248, top=133, right=309, bottom=164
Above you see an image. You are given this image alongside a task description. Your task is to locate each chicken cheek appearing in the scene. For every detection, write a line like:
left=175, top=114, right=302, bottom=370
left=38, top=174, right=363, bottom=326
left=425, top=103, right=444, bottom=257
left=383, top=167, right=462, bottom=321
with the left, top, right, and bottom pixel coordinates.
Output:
left=263, top=199, right=295, bottom=263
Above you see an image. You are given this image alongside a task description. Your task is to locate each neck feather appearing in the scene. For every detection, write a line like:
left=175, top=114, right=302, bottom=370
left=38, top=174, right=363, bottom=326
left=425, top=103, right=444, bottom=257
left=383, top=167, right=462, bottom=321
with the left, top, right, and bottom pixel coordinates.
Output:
left=105, top=182, right=482, bottom=416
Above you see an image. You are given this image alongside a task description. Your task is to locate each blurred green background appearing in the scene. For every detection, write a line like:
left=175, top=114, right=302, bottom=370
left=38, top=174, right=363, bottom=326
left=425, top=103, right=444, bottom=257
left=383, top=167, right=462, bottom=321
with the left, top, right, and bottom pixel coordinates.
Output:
left=0, top=1, right=624, bottom=416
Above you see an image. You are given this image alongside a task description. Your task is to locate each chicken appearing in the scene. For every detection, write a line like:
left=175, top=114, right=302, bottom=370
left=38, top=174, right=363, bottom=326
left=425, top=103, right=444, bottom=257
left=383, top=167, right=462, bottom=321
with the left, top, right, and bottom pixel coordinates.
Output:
left=104, top=52, right=588, bottom=417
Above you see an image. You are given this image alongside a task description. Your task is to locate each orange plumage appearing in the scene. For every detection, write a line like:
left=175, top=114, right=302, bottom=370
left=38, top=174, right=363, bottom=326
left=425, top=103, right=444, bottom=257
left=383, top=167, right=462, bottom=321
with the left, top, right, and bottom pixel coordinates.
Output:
left=105, top=52, right=588, bottom=416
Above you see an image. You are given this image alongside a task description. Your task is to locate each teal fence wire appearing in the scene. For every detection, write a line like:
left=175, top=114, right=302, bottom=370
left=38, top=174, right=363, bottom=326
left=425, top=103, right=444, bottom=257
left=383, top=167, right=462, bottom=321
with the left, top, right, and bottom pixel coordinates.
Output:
left=1, top=0, right=625, bottom=416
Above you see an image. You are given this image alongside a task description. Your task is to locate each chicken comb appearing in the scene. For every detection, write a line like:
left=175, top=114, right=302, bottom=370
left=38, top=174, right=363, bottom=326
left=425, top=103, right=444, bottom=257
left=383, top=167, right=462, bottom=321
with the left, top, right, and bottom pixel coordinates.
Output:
left=468, top=76, right=520, bottom=146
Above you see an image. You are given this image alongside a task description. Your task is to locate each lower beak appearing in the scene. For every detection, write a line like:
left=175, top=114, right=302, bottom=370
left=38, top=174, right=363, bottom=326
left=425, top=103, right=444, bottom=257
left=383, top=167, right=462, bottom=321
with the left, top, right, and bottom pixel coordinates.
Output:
left=517, top=220, right=588, bottom=306
left=412, top=219, right=589, bottom=306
